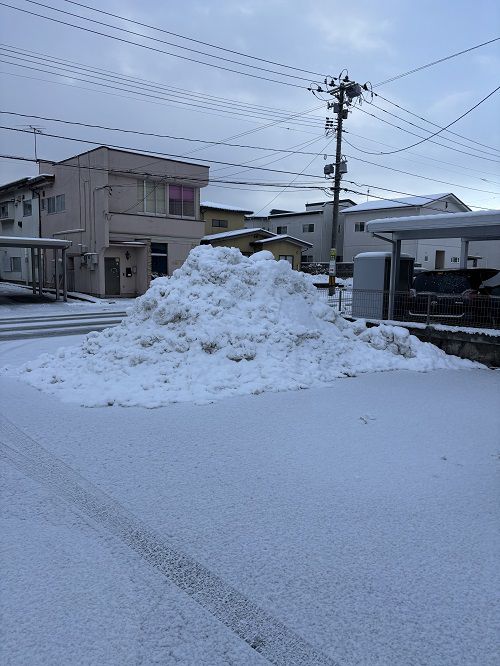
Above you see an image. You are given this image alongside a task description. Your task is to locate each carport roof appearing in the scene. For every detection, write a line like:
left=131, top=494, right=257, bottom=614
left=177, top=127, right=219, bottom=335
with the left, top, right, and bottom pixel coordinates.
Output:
left=366, top=209, right=500, bottom=241
left=0, top=236, right=71, bottom=249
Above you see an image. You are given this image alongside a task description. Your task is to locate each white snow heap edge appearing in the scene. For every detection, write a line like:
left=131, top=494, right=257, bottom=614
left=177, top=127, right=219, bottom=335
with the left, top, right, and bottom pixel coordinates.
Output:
left=16, top=246, right=479, bottom=406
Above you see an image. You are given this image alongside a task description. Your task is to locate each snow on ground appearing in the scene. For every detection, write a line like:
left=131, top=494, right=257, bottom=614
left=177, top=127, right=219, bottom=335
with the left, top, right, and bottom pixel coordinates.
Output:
left=0, top=334, right=499, bottom=665
left=8, top=247, right=478, bottom=407
left=0, top=282, right=136, bottom=316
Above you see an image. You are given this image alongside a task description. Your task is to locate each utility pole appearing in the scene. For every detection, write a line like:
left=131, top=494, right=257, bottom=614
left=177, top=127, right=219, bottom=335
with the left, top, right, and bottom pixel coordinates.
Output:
left=329, top=84, right=345, bottom=295
left=311, top=76, right=368, bottom=295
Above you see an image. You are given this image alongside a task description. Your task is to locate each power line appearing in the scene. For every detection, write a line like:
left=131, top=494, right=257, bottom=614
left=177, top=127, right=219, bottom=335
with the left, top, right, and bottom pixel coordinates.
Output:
left=0, top=152, right=327, bottom=190
left=341, top=148, right=500, bottom=195
left=21, top=0, right=311, bottom=82
left=358, top=85, right=500, bottom=156
left=0, top=2, right=306, bottom=88
left=374, top=36, right=500, bottom=86
left=344, top=131, right=500, bottom=184
left=4, top=122, right=499, bottom=197
left=353, top=105, right=500, bottom=163
left=252, top=136, right=336, bottom=216
left=0, top=125, right=332, bottom=179
left=0, top=69, right=323, bottom=142
left=0, top=109, right=333, bottom=157
left=373, top=91, right=500, bottom=155
left=0, top=153, right=495, bottom=208
left=0, top=43, right=323, bottom=123
left=61, top=0, right=327, bottom=78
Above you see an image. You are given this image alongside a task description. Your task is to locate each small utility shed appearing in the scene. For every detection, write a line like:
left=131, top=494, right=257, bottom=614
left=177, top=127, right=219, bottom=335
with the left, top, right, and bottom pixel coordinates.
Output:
left=201, top=228, right=312, bottom=269
left=366, top=209, right=500, bottom=317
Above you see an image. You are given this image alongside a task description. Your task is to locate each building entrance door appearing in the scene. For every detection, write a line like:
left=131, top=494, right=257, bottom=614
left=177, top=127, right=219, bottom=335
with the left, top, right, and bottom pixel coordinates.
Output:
left=105, top=257, right=120, bottom=295
left=434, top=250, right=445, bottom=269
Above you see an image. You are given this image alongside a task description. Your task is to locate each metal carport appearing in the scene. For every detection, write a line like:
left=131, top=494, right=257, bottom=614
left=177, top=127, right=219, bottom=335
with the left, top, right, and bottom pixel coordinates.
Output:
left=366, top=209, right=500, bottom=318
left=0, top=236, right=72, bottom=302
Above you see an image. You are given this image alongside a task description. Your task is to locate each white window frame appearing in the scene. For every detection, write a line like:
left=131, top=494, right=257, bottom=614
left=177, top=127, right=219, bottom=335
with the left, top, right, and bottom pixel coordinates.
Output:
left=354, top=222, right=365, bottom=232
left=302, top=223, right=314, bottom=233
left=276, top=225, right=288, bottom=234
left=23, top=199, right=32, bottom=216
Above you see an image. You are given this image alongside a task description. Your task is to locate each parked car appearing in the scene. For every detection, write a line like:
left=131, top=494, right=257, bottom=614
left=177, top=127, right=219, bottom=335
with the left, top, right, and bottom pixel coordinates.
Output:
left=408, top=268, right=500, bottom=327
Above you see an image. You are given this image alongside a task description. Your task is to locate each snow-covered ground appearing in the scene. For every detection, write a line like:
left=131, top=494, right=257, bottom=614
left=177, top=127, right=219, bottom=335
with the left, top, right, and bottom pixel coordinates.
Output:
left=1, top=333, right=499, bottom=665
left=0, top=282, right=136, bottom=317
left=7, top=248, right=478, bottom=408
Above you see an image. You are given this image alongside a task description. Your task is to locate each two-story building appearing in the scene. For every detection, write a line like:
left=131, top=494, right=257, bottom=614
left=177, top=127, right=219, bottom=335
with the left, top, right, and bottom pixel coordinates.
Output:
left=201, top=202, right=254, bottom=236
left=12, top=146, right=210, bottom=297
left=0, top=174, right=55, bottom=284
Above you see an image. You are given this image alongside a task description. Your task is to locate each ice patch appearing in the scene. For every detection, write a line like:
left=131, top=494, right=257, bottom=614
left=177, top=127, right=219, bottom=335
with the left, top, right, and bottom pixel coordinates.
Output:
left=12, top=246, right=480, bottom=407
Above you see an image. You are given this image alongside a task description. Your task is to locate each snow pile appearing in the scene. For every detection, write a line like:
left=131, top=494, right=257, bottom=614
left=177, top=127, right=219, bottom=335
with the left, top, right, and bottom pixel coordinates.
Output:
left=15, top=246, right=479, bottom=407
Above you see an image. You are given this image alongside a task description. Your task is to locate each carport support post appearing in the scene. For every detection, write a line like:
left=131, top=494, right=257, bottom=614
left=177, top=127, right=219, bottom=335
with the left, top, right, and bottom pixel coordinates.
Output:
left=36, top=249, right=43, bottom=296
left=388, top=239, right=401, bottom=320
left=54, top=247, right=60, bottom=301
left=30, top=248, right=36, bottom=295
left=460, top=239, right=469, bottom=269
left=62, top=247, right=67, bottom=302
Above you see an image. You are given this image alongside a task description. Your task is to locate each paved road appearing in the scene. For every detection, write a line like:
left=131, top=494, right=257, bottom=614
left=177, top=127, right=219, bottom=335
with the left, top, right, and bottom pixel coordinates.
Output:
left=0, top=310, right=127, bottom=341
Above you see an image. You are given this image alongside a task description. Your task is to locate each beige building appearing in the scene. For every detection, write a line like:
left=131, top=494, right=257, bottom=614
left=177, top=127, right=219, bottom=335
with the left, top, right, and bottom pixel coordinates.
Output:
left=201, top=228, right=312, bottom=269
left=14, top=146, right=210, bottom=297
left=201, top=202, right=253, bottom=236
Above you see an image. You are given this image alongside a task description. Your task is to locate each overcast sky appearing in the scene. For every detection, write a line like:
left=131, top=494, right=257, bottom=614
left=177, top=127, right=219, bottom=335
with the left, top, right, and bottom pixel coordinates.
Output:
left=1, top=0, right=499, bottom=214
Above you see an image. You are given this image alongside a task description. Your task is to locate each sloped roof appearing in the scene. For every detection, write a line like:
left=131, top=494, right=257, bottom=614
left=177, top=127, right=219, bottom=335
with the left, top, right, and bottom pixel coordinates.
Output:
left=201, top=201, right=254, bottom=214
left=202, top=228, right=273, bottom=242
left=343, top=193, right=467, bottom=213
left=253, top=234, right=312, bottom=248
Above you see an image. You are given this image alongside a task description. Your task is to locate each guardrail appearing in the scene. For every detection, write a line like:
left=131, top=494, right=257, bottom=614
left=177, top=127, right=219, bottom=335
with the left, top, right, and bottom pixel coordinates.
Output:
left=315, top=286, right=500, bottom=330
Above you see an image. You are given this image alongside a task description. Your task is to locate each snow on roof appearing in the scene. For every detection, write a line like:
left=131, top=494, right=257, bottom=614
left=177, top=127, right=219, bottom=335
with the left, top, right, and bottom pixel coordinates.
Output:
left=343, top=194, right=451, bottom=213
left=202, top=228, right=272, bottom=242
left=254, top=234, right=313, bottom=248
left=201, top=201, right=254, bottom=214
left=366, top=209, right=500, bottom=241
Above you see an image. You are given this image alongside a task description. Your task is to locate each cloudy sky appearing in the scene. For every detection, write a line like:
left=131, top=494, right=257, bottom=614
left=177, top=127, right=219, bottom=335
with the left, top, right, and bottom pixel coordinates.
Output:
left=1, top=0, right=499, bottom=214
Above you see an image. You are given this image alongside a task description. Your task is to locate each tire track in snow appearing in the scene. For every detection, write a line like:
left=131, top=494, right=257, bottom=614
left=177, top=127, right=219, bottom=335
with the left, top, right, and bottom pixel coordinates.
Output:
left=0, top=416, right=337, bottom=666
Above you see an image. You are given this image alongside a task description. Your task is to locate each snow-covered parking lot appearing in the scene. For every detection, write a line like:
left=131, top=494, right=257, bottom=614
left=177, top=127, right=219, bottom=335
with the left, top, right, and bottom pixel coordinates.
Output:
left=1, top=333, right=499, bottom=666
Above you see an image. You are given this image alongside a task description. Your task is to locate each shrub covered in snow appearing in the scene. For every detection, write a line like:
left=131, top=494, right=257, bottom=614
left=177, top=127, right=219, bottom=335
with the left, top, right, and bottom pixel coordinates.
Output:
left=15, top=246, right=478, bottom=407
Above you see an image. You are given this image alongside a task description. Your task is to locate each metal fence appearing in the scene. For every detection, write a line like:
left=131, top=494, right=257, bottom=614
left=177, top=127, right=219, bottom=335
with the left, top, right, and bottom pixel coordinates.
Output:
left=315, top=286, right=500, bottom=330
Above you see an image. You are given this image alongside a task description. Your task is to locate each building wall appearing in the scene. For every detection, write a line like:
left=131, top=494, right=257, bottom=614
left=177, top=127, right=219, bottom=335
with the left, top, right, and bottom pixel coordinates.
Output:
left=255, top=241, right=303, bottom=269
left=342, top=197, right=468, bottom=268
left=266, top=211, right=326, bottom=262
left=0, top=186, right=40, bottom=283
left=201, top=208, right=248, bottom=235
left=204, top=234, right=304, bottom=268
left=37, top=147, right=209, bottom=296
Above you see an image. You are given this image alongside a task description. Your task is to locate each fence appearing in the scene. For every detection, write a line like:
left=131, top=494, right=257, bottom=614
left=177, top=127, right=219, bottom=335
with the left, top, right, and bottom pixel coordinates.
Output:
left=315, top=286, right=500, bottom=330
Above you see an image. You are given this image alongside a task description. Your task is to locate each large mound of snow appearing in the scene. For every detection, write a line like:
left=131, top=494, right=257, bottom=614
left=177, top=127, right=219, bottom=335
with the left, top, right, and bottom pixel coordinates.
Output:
left=14, top=247, right=479, bottom=407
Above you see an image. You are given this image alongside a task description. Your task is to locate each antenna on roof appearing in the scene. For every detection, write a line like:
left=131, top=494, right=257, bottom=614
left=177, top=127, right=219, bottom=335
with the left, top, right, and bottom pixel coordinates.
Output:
left=19, top=125, right=45, bottom=162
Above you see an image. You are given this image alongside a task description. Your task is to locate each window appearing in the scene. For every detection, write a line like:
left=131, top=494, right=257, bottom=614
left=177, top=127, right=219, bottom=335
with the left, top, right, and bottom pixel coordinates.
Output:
left=279, top=255, right=294, bottom=268
left=211, top=219, right=228, bottom=228
left=23, top=200, right=32, bottom=216
left=169, top=185, right=195, bottom=217
left=276, top=225, right=287, bottom=234
left=450, top=257, right=460, bottom=263
left=354, top=222, right=365, bottom=232
left=151, top=242, right=168, bottom=277
left=137, top=180, right=166, bottom=215
left=302, top=223, right=315, bottom=233
left=302, top=255, right=313, bottom=263
left=0, top=203, right=9, bottom=218
left=10, top=256, right=22, bottom=272
left=47, top=194, right=65, bottom=214
left=424, top=255, right=429, bottom=262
